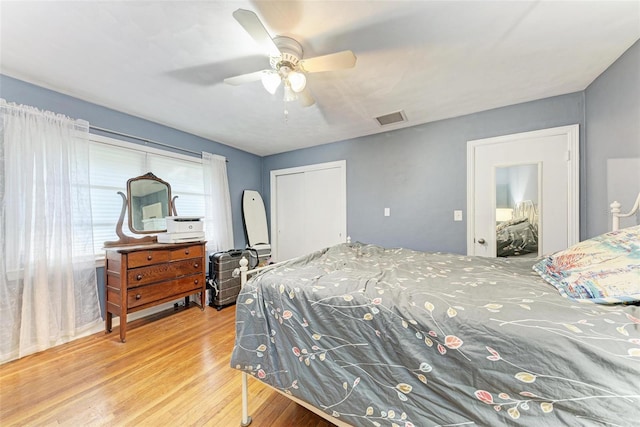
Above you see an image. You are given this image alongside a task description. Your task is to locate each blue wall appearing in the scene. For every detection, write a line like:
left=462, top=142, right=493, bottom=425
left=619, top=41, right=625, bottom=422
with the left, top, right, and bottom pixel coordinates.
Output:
left=585, top=39, right=640, bottom=236
left=263, top=40, right=640, bottom=252
left=2, top=38, right=638, bottom=259
left=0, top=74, right=262, bottom=249
left=263, top=93, right=585, bottom=253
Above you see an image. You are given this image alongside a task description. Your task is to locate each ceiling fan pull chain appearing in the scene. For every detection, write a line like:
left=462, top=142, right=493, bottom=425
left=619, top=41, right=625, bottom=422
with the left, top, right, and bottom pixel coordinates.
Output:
left=283, top=102, right=289, bottom=124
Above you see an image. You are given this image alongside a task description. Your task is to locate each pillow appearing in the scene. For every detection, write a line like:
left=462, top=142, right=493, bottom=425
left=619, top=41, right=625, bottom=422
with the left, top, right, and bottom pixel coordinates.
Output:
left=496, top=216, right=529, bottom=232
left=533, top=225, right=640, bottom=304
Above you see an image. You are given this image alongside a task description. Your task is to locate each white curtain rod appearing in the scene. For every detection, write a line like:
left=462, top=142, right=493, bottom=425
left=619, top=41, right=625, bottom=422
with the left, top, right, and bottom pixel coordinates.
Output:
left=90, top=125, right=210, bottom=158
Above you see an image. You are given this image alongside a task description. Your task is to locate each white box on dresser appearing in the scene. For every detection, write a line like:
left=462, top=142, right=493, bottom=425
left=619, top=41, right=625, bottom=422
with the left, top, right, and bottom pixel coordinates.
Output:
left=165, top=216, right=204, bottom=233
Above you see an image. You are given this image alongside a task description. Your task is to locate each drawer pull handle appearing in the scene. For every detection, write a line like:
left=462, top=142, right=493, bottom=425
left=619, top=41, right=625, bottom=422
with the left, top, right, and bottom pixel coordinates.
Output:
left=147, top=255, right=153, bottom=261
left=136, top=274, right=143, bottom=280
left=194, top=263, right=199, bottom=268
left=185, top=249, right=190, bottom=255
left=194, top=279, right=199, bottom=285
left=135, top=294, right=141, bottom=300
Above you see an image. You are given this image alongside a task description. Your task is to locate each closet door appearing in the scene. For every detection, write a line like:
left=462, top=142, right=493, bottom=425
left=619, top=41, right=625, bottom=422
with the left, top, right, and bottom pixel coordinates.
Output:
left=304, top=167, right=344, bottom=254
left=274, top=172, right=306, bottom=261
left=271, top=161, right=346, bottom=262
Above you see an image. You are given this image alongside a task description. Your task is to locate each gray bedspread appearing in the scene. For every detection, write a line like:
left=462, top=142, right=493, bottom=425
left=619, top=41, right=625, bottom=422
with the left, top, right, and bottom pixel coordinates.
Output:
left=230, top=243, right=640, bottom=426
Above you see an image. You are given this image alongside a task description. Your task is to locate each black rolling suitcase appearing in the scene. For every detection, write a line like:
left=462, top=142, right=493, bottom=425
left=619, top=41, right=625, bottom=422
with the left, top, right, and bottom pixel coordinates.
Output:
left=208, top=249, right=251, bottom=310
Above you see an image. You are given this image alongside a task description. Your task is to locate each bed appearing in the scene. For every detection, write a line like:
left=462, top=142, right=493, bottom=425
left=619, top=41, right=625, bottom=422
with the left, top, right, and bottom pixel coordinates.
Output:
left=231, top=195, right=640, bottom=426
left=496, top=200, right=539, bottom=257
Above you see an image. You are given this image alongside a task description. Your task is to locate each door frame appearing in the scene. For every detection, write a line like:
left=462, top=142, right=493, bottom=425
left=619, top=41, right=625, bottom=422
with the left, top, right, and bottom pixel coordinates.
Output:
left=466, top=124, right=580, bottom=256
left=270, top=160, right=347, bottom=261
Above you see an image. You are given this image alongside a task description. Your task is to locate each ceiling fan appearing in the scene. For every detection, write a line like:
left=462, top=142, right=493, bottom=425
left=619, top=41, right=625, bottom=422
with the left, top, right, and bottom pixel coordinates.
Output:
left=224, top=9, right=357, bottom=107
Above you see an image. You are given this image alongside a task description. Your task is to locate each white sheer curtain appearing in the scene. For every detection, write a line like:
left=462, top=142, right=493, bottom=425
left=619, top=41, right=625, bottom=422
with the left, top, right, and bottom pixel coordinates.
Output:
left=202, top=152, right=234, bottom=252
left=0, top=99, right=101, bottom=363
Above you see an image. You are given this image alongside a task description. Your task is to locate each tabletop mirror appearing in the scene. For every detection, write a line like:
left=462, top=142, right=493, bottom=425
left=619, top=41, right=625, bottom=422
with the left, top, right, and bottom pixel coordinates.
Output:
left=129, top=174, right=171, bottom=233
left=104, top=172, right=177, bottom=247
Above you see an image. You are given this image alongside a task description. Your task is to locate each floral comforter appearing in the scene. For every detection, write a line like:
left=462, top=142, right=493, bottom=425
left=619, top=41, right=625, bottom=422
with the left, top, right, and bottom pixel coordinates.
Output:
left=230, top=243, right=640, bottom=426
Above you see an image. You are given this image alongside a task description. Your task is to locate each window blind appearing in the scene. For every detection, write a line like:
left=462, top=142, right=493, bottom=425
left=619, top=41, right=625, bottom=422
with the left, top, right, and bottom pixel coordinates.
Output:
left=88, top=135, right=205, bottom=257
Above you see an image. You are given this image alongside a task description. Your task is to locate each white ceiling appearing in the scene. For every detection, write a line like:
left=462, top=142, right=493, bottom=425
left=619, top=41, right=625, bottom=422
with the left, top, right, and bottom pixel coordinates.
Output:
left=1, top=1, right=639, bottom=156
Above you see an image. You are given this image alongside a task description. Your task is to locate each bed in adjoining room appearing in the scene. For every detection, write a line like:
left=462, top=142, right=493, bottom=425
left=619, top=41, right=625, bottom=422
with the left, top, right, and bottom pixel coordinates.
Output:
left=231, top=194, right=640, bottom=427
left=496, top=200, right=539, bottom=257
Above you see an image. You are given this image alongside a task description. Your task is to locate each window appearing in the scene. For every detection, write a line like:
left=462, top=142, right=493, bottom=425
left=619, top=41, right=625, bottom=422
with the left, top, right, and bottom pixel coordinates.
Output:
left=88, top=134, right=205, bottom=257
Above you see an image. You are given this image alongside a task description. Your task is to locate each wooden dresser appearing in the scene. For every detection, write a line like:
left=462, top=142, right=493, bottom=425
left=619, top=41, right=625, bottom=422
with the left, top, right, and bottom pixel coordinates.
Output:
left=105, top=241, right=206, bottom=342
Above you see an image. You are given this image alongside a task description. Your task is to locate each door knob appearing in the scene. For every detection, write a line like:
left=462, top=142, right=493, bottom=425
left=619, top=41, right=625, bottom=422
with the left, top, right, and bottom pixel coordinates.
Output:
left=477, top=238, right=486, bottom=245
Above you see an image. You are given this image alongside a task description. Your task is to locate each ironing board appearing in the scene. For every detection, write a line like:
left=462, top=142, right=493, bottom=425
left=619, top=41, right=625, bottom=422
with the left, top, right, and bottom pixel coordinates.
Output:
left=241, top=190, right=271, bottom=264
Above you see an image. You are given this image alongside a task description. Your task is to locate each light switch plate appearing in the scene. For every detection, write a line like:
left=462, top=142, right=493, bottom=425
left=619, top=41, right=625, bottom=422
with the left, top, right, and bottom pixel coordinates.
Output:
left=454, top=210, right=463, bottom=221
left=384, top=207, right=390, bottom=217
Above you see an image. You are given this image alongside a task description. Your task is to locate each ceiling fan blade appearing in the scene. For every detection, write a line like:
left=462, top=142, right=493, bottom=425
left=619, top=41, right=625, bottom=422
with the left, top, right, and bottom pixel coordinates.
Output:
left=298, top=87, right=315, bottom=107
left=299, top=50, right=356, bottom=73
left=223, top=70, right=268, bottom=86
left=232, top=9, right=281, bottom=57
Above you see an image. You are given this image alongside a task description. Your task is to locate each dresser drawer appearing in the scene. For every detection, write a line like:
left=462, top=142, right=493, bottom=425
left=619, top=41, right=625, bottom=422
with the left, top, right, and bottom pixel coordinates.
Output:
left=127, top=275, right=205, bottom=309
left=126, top=244, right=203, bottom=268
left=169, top=244, right=203, bottom=261
left=128, top=250, right=171, bottom=268
left=128, top=258, right=203, bottom=287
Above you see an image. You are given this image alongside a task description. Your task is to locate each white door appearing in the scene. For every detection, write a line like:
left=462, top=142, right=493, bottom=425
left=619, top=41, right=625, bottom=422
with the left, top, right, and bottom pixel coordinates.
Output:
left=304, top=167, right=344, bottom=254
left=467, top=125, right=579, bottom=257
left=271, top=161, right=347, bottom=262
left=275, top=172, right=306, bottom=261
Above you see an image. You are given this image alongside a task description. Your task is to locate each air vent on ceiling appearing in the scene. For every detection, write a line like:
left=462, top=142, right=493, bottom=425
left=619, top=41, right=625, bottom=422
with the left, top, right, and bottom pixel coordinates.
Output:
left=375, top=110, right=407, bottom=126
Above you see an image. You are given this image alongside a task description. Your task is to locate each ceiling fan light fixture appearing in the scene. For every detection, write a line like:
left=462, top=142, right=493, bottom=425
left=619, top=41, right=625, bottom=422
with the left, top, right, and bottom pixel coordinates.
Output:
left=288, top=71, right=306, bottom=93
left=226, top=11, right=356, bottom=111
left=261, top=71, right=281, bottom=94
left=283, top=83, right=298, bottom=102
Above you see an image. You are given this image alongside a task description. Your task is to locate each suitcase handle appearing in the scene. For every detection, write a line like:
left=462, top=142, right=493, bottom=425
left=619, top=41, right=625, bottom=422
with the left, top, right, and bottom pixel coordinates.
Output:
left=227, top=250, right=244, bottom=257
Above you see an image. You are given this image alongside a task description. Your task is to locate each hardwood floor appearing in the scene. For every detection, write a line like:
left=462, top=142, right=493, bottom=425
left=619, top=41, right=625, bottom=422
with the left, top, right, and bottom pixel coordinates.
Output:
left=0, top=304, right=335, bottom=427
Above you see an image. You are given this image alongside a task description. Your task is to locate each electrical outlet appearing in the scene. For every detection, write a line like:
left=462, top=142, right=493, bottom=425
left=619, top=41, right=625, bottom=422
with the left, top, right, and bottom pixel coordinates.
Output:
left=384, top=207, right=390, bottom=217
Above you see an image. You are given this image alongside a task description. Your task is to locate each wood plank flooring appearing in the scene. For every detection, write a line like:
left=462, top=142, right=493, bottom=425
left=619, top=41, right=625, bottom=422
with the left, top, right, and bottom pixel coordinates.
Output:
left=0, top=304, right=334, bottom=427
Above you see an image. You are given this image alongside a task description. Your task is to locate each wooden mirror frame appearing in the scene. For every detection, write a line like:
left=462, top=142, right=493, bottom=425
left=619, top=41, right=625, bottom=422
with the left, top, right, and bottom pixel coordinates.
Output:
left=127, top=173, right=171, bottom=234
left=104, top=172, right=177, bottom=247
